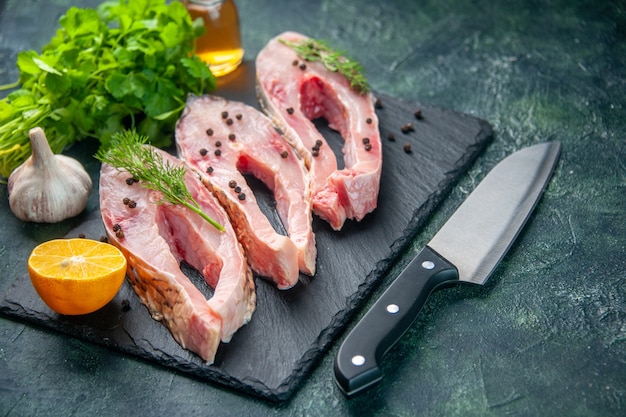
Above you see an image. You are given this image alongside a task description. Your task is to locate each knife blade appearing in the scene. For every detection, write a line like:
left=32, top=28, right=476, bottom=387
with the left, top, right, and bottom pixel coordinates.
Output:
left=334, top=142, right=562, bottom=397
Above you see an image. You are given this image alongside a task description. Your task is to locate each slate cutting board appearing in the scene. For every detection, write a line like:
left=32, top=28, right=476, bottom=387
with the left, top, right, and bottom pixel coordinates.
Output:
left=0, top=62, right=492, bottom=402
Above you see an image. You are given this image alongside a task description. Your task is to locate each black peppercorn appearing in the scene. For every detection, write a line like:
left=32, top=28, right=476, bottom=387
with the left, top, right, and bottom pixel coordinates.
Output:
left=401, top=123, right=414, bottom=133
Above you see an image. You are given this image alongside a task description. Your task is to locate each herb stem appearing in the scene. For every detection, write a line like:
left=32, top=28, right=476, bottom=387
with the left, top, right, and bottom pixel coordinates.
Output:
left=95, top=130, right=225, bottom=232
left=0, top=79, right=20, bottom=91
left=280, top=38, right=369, bottom=94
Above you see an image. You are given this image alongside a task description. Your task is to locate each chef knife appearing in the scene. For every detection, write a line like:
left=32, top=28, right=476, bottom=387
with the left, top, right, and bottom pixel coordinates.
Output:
left=334, top=142, right=561, bottom=397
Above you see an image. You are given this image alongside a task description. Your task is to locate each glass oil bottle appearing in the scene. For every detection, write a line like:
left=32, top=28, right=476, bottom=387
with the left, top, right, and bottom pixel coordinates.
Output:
left=184, top=0, right=244, bottom=77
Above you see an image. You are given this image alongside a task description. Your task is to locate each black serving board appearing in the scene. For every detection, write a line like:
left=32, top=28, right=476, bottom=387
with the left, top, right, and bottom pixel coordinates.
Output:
left=0, top=62, right=492, bottom=402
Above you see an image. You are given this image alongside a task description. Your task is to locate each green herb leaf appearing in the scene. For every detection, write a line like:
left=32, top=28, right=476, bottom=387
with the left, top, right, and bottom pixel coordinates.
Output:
left=95, top=130, right=224, bottom=232
left=0, top=0, right=216, bottom=179
left=280, top=38, right=370, bottom=94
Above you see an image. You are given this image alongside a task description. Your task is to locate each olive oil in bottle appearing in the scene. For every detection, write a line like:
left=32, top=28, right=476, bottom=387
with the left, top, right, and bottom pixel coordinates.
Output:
left=184, top=0, right=244, bottom=77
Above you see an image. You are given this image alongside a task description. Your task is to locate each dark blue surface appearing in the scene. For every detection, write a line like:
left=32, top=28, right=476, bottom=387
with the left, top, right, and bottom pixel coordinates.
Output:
left=1, top=0, right=625, bottom=415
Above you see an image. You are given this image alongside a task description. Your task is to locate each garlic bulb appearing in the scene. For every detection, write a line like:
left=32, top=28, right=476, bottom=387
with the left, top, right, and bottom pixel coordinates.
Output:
left=8, top=127, right=93, bottom=223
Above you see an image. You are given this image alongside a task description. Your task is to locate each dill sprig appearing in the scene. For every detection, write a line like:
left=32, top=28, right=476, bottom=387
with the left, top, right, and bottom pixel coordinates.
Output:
left=95, top=130, right=224, bottom=232
left=280, top=38, right=370, bottom=94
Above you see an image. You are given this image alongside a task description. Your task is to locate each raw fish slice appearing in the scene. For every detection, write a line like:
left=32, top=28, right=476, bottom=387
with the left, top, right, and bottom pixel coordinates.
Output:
left=99, top=148, right=255, bottom=363
left=176, top=94, right=315, bottom=288
left=256, top=31, right=382, bottom=230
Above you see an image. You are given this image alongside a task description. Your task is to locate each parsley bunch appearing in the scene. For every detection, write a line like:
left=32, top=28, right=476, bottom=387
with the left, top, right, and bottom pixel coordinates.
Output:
left=0, top=0, right=215, bottom=179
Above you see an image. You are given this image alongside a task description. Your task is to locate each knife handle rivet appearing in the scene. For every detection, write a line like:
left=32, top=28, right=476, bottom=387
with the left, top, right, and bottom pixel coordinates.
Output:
left=422, top=260, right=435, bottom=270
left=351, top=355, right=366, bottom=366
left=386, top=304, right=400, bottom=314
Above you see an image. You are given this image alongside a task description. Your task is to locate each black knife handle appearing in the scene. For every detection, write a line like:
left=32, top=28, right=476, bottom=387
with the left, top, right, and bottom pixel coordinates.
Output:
left=334, top=246, right=459, bottom=397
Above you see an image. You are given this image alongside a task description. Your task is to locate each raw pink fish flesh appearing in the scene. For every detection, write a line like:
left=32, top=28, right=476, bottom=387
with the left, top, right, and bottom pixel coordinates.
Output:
left=99, top=147, right=255, bottom=363
left=256, top=31, right=383, bottom=230
left=176, top=95, right=316, bottom=289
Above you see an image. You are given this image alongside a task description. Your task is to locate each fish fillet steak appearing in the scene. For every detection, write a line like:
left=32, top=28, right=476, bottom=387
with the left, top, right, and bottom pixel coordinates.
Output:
left=256, top=31, right=382, bottom=230
left=176, top=95, right=316, bottom=288
left=99, top=148, right=255, bottom=363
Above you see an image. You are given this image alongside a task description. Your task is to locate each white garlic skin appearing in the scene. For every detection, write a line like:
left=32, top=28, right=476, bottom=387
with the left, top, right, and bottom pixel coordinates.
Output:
left=8, top=127, right=93, bottom=223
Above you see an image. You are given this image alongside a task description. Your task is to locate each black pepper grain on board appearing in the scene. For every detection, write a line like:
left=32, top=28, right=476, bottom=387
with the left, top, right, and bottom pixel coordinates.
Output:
left=401, top=123, right=414, bottom=133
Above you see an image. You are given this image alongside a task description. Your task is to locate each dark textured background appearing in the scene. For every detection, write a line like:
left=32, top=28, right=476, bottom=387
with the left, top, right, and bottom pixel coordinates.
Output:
left=1, top=0, right=625, bottom=415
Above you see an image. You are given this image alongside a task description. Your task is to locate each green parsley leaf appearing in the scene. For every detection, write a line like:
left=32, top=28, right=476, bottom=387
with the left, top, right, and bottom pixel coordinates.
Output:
left=0, top=0, right=216, bottom=179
